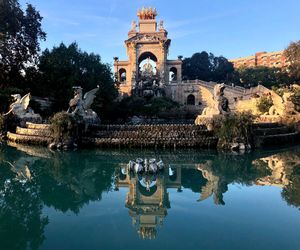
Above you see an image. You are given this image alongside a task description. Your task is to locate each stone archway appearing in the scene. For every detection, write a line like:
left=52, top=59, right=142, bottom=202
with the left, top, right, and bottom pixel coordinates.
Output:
left=169, top=67, right=177, bottom=82
left=187, top=94, right=196, bottom=105
left=119, top=68, right=127, bottom=82
left=138, top=52, right=158, bottom=78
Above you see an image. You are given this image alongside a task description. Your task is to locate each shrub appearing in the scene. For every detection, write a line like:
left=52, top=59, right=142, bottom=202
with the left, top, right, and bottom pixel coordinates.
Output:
left=0, top=114, right=4, bottom=133
left=291, top=88, right=300, bottom=112
left=49, top=112, right=77, bottom=143
left=256, top=96, right=273, bottom=113
left=107, top=96, right=180, bottom=122
left=213, top=112, right=255, bottom=147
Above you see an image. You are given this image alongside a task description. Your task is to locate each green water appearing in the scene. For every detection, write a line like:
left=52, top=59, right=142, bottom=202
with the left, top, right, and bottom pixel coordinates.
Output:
left=1, top=144, right=300, bottom=250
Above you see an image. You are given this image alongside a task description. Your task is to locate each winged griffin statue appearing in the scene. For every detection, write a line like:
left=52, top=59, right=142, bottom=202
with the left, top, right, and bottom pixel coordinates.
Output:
left=5, top=93, right=41, bottom=121
left=195, top=84, right=230, bottom=128
left=201, top=83, right=230, bottom=116
left=67, top=86, right=100, bottom=124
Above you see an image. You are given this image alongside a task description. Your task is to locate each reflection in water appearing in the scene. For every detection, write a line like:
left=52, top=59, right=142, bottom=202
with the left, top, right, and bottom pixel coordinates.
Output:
left=0, top=147, right=48, bottom=250
left=0, top=144, right=300, bottom=247
left=252, top=150, right=300, bottom=208
left=115, top=165, right=181, bottom=239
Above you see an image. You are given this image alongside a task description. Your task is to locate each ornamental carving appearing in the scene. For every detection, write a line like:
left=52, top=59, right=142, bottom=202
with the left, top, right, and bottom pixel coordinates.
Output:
left=127, top=34, right=165, bottom=44
left=137, top=7, right=158, bottom=20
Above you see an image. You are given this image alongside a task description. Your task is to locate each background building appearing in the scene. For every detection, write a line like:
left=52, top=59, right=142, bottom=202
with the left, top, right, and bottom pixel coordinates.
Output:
left=230, top=51, right=288, bottom=69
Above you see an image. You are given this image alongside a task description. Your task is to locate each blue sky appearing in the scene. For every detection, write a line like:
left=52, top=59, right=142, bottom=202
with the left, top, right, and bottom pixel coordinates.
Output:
left=20, top=0, right=300, bottom=66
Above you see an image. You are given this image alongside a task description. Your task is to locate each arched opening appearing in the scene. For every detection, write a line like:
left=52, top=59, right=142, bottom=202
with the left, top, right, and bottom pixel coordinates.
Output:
left=169, top=67, right=177, bottom=82
left=187, top=94, right=195, bottom=105
left=138, top=52, right=158, bottom=78
left=138, top=177, right=158, bottom=196
left=119, top=68, right=127, bottom=82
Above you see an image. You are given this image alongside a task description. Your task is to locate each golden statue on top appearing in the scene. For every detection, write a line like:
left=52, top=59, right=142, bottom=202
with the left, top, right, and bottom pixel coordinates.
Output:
left=137, top=7, right=158, bottom=20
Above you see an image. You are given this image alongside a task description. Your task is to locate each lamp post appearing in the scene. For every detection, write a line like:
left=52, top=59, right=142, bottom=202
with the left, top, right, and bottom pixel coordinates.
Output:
left=113, top=57, right=119, bottom=82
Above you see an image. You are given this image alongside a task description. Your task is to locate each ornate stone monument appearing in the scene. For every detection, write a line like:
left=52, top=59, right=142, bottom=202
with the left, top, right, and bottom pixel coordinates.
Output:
left=114, top=7, right=182, bottom=97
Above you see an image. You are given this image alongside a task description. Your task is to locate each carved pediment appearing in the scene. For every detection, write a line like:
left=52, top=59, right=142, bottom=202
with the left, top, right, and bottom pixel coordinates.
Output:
left=126, top=34, right=166, bottom=44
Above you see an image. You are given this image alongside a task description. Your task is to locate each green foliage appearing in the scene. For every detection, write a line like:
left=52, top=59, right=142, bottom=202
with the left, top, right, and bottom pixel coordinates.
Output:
left=0, top=0, right=46, bottom=88
left=0, top=87, right=22, bottom=113
left=284, top=40, right=300, bottom=82
left=213, top=112, right=255, bottom=146
left=105, top=97, right=180, bottom=122
left=182, top=51, right=234, bottom=83
left=272, top=86, right=285, bottom=97
left=237, top=66, right=292, bottom=88
left=256, top=96, right=274, bottom=113
left=49, top=112, right=77, bottom=143
left=33, top=42, right=117, bottom=113
left=0, top=113, right=4, bottom=133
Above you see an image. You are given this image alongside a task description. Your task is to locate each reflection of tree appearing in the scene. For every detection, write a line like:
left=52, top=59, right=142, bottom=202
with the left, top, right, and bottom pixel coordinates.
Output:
left=181, top=167, right=207, bottom=193
left=36, top=152, right=116, bottom=214
left=282, top=166, right=300, bottom=209
left=0, top=164, right=48, bottom=250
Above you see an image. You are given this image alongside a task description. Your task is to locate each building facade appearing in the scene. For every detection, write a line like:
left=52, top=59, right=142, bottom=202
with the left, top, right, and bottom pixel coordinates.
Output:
left=114, top=7, right=269, bottom=111
left=230, top=51, right=288, bottom=69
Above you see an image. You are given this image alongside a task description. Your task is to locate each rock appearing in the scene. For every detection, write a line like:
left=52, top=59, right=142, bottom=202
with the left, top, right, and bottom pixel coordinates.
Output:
left=48, top=142, right=57, bottom=150
left=239, top=143, right=246, bottom=151
left=231, top=143, right=240, bottom=151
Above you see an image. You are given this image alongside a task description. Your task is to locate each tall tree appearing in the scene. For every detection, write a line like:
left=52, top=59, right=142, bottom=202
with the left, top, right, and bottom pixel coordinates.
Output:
left=182, top=52, right=234, bottom=83
left=237, top=66, right=292, bottom=88
left=35, top=42, right=118, bottom=112
left=284, top=40, right=300, bottom=82
left=0, top=0, right=46, bottom=88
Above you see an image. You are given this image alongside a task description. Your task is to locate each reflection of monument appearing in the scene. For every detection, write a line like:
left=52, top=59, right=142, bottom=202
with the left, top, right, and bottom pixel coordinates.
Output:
left=115, top=165, right=181, bottom=239
left=197, top=162, right=228, bottom=205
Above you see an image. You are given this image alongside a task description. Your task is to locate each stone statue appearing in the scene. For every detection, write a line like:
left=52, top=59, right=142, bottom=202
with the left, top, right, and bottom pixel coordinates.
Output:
left=202, top=83, right=230, bottom=116
left=137, top=7, right=157, bottom=20
left=131, top=21, right=136, bottom=32
left=5, top=93, right=41, bottom=122
left=68, top=86, right=100, bottom=124
left=268, top=91, right=298, bottom=116
left=159, top=20, right=164, bottom=30
left=195, top=84, right=230, bottom=129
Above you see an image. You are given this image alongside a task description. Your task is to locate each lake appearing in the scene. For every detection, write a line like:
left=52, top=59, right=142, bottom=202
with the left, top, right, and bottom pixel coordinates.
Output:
left=1, top=143, right=300, bottom=250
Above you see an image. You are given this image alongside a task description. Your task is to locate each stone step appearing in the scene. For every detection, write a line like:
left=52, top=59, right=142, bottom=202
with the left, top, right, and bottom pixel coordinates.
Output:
left=255, top=132, right=300, bottom=147
left=253, top=126, right=294, bottom=136
left=93, top=130, right=213, bottom=138
left=7, top=132, right=51, bottom=145
left=16, top=127, right=52, bottom=137
left=26, top=122, right=50, bottom=130
left=82, top=136, right=218, bottom=148
left=252, top=122, right=282, bottom=129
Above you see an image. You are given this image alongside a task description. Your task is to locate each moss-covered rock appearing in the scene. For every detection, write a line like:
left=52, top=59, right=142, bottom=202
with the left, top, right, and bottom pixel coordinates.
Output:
left=49, top=112, right=79, bottom=149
